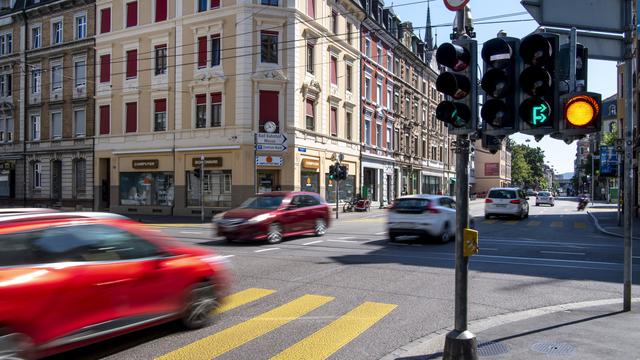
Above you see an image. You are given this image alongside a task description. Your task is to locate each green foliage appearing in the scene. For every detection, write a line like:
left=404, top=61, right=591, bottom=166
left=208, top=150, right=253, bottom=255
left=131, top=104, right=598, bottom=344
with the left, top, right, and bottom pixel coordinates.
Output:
left=510, top=143, right=548, bottom=189
left=601, top=123, right=618, bottom=146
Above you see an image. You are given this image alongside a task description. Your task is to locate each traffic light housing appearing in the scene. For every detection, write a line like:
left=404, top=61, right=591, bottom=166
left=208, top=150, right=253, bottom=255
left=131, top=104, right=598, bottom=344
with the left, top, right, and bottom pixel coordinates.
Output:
left=193, top=168, right=201, bottom=178
left=559, top=92, right=601, bottom=136
left=481, top=133, right=503, bottom=154
left=518, top=33, right=560, bottom=136
left=559, top=43, right=588, bottom=94
left=480, top=36, right=521, bottom=136
left=328, top=165, right=336, bottom=180
left=435, top=39, right=478, bottom=135
left=338, top=165, right=348, bottom=180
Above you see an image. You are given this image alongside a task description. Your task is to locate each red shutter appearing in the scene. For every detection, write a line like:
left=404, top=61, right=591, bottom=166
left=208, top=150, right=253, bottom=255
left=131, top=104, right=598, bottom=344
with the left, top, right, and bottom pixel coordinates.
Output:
left=211, top=92, right=222, bottom=104
left=126, top=102, right=137, bottom=133
left=155, top=0, right=167, bottom=22
left=330, top=107, right=337, bottom=136
left=100, top=8, right=111, bottom=33
left=126, top=50, right=137, bottom=78
left=330, top=56, right=337, bottom=85
left=100, top=54, right=110, bottom=83
left=196, top=94, right=206, bottom=105
left=197, top=36, right=207, bottom=68
left=99, top=105, right=110, bottom=135
left=126, top=1, right=138, bottom=27
left=307, top=0, right=315, bottom=18
left=259, top=91, right=279, bottom=131
left=305, top=99, right=314, bottom=117
left=155, top=99, right=166, bottom=113
left=211, top=0, right=220, bottom=8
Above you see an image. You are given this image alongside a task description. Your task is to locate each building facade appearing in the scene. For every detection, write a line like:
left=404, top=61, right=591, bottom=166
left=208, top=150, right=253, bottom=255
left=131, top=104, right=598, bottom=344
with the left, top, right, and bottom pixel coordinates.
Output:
left=472, top=138, right=512, bottom=195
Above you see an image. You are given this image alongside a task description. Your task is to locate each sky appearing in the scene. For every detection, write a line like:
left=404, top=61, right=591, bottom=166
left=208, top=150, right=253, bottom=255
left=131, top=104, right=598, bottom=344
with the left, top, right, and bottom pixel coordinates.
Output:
left=391, top=0, right=618, bottom=174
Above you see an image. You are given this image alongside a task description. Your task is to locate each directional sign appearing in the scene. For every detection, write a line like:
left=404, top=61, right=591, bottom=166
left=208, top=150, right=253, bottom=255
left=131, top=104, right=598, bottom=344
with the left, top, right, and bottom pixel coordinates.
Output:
left=521, top=0, right=624, bottom=33
left=256, top=144, right=287, bottom=152
left=256, top=133, right=287, bottom=145
left=256, top=155, right=283, bottom=167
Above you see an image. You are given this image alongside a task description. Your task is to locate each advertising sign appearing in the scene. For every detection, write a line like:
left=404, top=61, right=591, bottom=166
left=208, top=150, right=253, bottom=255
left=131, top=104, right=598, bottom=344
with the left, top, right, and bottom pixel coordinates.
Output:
left=600, top=146, right=618, bottom=176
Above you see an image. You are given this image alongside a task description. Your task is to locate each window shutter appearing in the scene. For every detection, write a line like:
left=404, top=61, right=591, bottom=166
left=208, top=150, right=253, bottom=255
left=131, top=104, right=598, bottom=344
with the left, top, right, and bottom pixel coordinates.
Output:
left=330, top=56, right=337, bottom=84
left=307, top=0, right=315, bottom=18
left=210, top=0, right=220, bottom=8
left=126, top=102, right=137, bottom=133
left=155, top=98, right=166, bottom=113
left=100, top=54, right=110, bottom=83
left=100, top=8, right=111, bottom=33
left=155, top=0, right=167, bottom=22
left=197, top=36, right=207, bottom=68
left=211, top=92, right=222, bottom=103
left=259, top=91, right=279, bottom=130
left=330, top=107, right=337, bottom=135
left=126, top=50, right=137, bottom=78
left=306, top=99, right=313, bottom=116
left=126, top=1, right=138, bottom=27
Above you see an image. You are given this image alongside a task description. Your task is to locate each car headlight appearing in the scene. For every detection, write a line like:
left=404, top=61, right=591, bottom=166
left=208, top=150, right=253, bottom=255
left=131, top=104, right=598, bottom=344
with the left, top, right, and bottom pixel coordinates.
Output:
left=247, top=213, right=273, bottom=224
left=212, top=212, right=226, bottom=222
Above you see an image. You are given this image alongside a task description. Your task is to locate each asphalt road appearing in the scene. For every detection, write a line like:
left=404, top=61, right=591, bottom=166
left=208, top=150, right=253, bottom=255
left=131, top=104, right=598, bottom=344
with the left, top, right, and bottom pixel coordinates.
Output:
left=49, top=200, right=640, bottom=360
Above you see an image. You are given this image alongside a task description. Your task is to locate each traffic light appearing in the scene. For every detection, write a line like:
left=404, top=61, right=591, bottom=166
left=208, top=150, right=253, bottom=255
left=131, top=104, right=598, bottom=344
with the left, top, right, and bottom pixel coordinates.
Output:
left=559, top=43, right=588, bottom=94
left=559, top=92, right=601, bottom=136
left=481, top=133, right=503, bottom=154
left=435, top=39, right=478, bottom=135
left=328, top=165, right=336, bottom=180
left=518, top=33, right=560, bottom=136
left=338, top=165, right=348, bottom=180
left=193, top=168, right=201, bottom=178
left=480, top=36, right=521, bottom=136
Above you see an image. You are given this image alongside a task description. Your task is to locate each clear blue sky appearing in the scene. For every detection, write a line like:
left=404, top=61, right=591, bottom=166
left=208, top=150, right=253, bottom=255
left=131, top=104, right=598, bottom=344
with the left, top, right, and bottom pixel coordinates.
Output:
left=391, top=0, right=618, bottom=174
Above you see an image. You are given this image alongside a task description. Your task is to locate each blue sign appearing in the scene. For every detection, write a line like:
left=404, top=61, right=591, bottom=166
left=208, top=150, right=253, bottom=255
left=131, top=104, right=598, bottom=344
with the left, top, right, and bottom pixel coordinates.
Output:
left=600, top=146, right=619, bottom=176
left=297, top=147, right=306, bottom=152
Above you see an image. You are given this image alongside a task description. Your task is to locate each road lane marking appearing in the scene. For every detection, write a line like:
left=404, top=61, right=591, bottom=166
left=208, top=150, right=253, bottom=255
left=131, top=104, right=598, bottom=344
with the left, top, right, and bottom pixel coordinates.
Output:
left=481, top=248, right=498, bottom=251
left=254, top=248, right=280, bottom=253
left=540, top=251, right=587, bottom=256
left=158, top=295, right=334, bottom=360
left=218, top=255, right=235, bottom=259
left=483, top=220, right=498, bottom=224
left=574, top=222, right=587, bottom=229
left=505, top=220, right=518, bottom=225
left=303, top=240, right=324, bottom=245
left=270, top=301, right=397, bottom=360
left=375, top=232, right=387, bottom=235
left=328, top=239, right=355, bottom=243
left=338, top=236, right=355, bottom=240
left=180, top=231, right=203, bottom=234
left=550, top=221, right=564, bottom=228
left=214, top=288, right=276, bottom=314
left=526, top=220, right=542, bottom=226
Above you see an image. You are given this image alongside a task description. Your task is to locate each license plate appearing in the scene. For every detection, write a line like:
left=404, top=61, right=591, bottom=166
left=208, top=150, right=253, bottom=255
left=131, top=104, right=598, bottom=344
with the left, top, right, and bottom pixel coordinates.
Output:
left=495, top=204, right=506, bottom=207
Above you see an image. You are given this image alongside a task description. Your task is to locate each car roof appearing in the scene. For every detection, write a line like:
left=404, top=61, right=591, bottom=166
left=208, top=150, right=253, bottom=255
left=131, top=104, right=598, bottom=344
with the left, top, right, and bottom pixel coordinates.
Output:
left=488, top=187, right=521, bottom=192
left=396, top=194, right=447, bottom=200
left=256, top=191, right=321, bottom=197
left=0, top=208, right=58, bottom=216
left=0, top=212, right=129, bottom=227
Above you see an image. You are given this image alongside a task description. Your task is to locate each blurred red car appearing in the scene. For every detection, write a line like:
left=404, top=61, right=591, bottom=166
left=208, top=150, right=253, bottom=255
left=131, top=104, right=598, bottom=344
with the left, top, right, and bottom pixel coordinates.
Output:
left=0, top=212, right=230, bottom=359
left=213, top=192, right=331, bottom=244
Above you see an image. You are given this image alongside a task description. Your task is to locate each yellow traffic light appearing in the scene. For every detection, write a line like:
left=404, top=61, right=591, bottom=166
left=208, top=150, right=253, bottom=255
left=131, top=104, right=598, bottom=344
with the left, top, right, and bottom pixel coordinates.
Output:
left=565, top=94, right=600, bottom=127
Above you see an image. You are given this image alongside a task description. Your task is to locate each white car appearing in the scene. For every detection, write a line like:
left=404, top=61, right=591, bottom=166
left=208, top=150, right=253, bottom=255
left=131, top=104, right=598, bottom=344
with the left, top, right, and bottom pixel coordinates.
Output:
left=535, top=191, right=555, bottom=206
left=387, top=195, right=473, bottom=243
left=484, top=187, right=530, bottom=220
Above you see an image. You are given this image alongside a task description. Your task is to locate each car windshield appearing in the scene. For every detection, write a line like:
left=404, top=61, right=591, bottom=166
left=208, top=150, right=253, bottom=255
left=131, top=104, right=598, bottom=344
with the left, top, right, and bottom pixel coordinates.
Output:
left=240, top=196, right=284, bottom=209
left=538, top=192, right=551, bottom=196
left=488, top=190, right=517, bottom=199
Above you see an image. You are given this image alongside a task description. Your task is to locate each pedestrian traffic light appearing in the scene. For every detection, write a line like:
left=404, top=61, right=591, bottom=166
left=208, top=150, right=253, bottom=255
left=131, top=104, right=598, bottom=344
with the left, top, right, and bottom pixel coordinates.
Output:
left=480, top=36, right=521, bottom=136
left=559, top=43, right=588, bottom=94
left=328, top=165, right=336, bottom=180
left=193, top=168, right=201, bottom=178
left=559, top=92, right=601, bottom=136
left=338, top=165, right=348, bottom=180
left=518, top=33, right=560, bottom=136
left=435, top=39, right=478, bottom=135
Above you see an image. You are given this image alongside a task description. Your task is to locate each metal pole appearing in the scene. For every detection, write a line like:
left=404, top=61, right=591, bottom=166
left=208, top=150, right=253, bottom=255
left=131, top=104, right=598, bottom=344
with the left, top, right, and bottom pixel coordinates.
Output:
left=618, top=151, right=622, bottom=225
left=335, top=174, right=339, bottom=220
left=200, top=155, right=205, bottom=223
left=591, top=149, right=595, bottom=204
left=254, top=134, right=258, bottom=194
left=622, top=0, right=634, bottom=312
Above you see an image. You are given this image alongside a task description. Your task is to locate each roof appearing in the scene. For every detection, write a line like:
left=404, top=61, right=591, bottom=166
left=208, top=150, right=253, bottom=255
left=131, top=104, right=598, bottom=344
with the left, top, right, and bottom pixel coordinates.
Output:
left=0, top=212, right=129, bottom=226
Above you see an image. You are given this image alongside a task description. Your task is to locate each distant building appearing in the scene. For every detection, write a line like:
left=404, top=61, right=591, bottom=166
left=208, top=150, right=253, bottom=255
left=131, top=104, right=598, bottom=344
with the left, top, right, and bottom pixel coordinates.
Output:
left=472, top=139, right=511, bottom=195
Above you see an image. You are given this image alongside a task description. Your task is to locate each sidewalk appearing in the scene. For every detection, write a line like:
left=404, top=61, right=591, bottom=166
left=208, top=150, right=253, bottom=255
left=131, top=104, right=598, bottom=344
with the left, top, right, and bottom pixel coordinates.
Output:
left=587, top=205, right=640, bottom=239
left=382, top=299, right=640, bottom=360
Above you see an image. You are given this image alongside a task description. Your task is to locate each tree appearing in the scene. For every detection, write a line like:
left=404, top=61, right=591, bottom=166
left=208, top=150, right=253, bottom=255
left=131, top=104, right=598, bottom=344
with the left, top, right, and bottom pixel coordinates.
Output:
left=511, top=147, right=532, bottom=187
left=601, top=123, right=618, bottom=146
left=509, top=143, right=548, bottom=189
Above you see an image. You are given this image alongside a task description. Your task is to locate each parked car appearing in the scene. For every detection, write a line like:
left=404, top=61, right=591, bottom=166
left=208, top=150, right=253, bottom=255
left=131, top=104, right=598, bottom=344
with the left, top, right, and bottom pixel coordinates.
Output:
left=387, top=195, right=474, bottom=243
left=526, top=189, right=538, bottom=197
left=0, top=212, right=230, bottom=359
left=213, top=192, right=331, bottom=244
left=484, top=187, right=530, bottom=219
left=535, top=191, right=555, bottom=206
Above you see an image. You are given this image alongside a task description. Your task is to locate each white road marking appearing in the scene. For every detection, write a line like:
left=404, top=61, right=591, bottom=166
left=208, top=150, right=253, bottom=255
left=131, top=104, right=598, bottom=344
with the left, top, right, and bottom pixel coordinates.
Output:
left=302, top=240, right=324, bottom=246
left=328, top=239, right=355, bottom=243
left=633, top=256, right=640, bottom=259
left=338, top=236, right=355, bottom=240
left=219, top=255, right=235, bottom=259
left=481, top=248, right=499, bottom=251
left=540, top=250, right=586, bottom=256
left=254, top=248, right=280, bottom=253
left=375, top=232, right=387, bottom=235
left=180, top=231, right=203, bottom=234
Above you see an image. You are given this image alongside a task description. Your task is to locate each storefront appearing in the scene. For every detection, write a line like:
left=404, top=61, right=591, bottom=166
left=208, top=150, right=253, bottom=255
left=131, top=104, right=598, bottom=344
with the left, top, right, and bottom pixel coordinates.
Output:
left=185, top=157, right=232, bottom=208
left=422, top=173, right=442, bottom=195
left=0, top=161, right=15, bottom=199
left=116, top=156, right=175, bottom=214
left=300, top=158, right=320, bottom=193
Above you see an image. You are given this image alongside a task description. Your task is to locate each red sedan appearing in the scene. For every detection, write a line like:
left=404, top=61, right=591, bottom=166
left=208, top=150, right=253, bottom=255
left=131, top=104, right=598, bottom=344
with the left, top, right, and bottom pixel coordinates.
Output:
left=0, top=212, right=230, bottom=359
left=213, top=192, right=331, bottom=244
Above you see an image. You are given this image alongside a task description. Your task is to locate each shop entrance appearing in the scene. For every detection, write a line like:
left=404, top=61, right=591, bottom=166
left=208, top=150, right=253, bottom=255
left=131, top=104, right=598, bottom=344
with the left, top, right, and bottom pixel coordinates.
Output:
left=257, top=170, right=280, bottom=193
left=51, top=160, right=62, bottom=202
left=99, top=158, right=111, bottom=210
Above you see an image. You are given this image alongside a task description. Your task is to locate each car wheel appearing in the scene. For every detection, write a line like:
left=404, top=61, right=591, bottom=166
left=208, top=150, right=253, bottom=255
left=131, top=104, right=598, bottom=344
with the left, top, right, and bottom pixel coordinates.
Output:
left=440, top=222, right=452, bottom=243
left=0, top=329, right=33, bottom=360
left=524, top=208, right=529, bottom=218
left=388, top=233, right=398, bottom=242
left=314, top=218, right=327, bottom=236
left=182, top=282, right=218, bottom=329
left=267, top=223, right=283, bottom=244
left=484, top=214, right=491, bottom=220
left=536, top=203, right=539, bottom=206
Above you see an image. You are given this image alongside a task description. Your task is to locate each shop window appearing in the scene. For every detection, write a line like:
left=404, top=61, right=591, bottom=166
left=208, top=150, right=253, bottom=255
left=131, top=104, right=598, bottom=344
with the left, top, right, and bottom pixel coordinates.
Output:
left=120, top=172, right=174, bottom=206
left=301, top=172, right=319, bottom=193
left=325, top=174, right=354, bottom=203
left=186, top=170, right=231, bottom=207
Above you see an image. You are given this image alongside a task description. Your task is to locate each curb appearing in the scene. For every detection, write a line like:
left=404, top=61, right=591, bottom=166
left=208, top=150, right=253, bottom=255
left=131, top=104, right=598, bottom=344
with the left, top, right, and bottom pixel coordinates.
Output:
left=379, top=297, right=640, bottom=360
left=586, top=211, right=640, bottom=240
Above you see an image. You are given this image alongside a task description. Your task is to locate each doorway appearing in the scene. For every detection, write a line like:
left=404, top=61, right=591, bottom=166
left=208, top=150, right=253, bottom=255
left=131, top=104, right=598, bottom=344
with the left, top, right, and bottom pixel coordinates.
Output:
left=99, top=158, right=111, bottom=210
left=51, top=160, right=62, bottom=202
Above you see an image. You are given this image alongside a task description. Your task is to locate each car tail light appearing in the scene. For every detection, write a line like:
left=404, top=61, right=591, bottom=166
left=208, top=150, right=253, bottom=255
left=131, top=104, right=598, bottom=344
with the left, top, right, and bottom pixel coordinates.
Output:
left=425, top=203, right=440, bottom=214
left=510, top=200, right=521, bottom=204
left=485, top=199, right=493, bottom=203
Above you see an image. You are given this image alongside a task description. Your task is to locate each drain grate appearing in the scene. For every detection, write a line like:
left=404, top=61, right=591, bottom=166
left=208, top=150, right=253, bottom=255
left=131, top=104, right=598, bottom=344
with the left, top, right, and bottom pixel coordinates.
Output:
left=478, top=341, right=510, bottom=356
left=531, top=342, right=576, bottom=356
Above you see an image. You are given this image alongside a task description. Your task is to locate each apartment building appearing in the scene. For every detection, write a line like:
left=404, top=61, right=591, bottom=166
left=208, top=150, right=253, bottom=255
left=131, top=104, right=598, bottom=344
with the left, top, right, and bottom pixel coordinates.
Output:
left=94, top=0, right=364, bottom=216
left=473, top=138, right=512, bottom=194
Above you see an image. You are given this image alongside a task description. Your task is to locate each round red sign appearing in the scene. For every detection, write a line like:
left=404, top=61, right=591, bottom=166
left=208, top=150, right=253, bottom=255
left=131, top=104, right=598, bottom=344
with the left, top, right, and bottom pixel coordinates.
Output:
left=443, top=0, right=470, bottom=11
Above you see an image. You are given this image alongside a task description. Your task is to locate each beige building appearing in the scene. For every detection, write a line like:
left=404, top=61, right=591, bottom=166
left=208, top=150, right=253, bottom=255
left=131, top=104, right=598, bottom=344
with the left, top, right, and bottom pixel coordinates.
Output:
left=94, top=0, right=363, bottom=216
left=472, top=139, right=512, bottom=194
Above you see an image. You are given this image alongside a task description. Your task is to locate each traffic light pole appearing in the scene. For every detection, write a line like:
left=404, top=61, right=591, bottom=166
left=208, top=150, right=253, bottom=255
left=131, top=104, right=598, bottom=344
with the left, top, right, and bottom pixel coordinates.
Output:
left=622, top=0, right=634, bottom=312
left=200, top=154, right=205, bottom=223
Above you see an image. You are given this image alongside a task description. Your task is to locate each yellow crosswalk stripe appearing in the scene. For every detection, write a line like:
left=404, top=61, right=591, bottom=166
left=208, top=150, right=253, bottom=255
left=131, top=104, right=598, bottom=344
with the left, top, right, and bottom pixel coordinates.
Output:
left=550, top=221, right=563, bottom=228
left=505, top=220, right=518, bottom=225
left=574, top=222, right=587, bottom=229
left=483, top=220, right=497, bottom=224
left=271, top=301, right=397, bottom=360
left=214, top=288, right=276, bottom=314
left=527, top=220, right=542, bottom=226
left=157, top=294, right=334, bottom=360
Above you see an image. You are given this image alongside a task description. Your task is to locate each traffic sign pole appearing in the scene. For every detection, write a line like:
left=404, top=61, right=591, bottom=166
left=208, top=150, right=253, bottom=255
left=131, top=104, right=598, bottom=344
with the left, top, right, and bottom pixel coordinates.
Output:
left=622, top=0, right=633, bottom=312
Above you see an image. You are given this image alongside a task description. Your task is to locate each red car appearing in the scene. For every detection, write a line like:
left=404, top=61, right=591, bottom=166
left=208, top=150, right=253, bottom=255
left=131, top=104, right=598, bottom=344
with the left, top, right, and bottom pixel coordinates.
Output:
left=0, top=212, right=230, bottom=359
left=213, top=192, right=331, bottom=244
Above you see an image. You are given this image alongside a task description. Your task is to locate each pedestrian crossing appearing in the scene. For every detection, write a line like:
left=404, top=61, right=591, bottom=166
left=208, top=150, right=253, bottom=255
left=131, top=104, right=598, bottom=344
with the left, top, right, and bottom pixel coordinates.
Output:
left=479, top=219, right=589, bottom=229
left=156, top=288, right=396, bottom=360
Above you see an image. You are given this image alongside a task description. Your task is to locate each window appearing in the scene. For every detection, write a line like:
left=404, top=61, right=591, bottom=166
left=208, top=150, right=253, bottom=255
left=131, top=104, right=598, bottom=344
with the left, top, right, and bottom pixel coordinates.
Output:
left=2, top=33, right=12, bottom=54
left=52, top=21, right=62, bottom=45
left=99, top=105, right=110, bottom=135
left=393, top=93, right=399, bottom=111
left=155, top=45, right=167, bottom=75
left=195, top=94, right=206, bottom=128
left=126, top=49, right=137, bottom=79
left=306, top=43, right=314, bottom=74
left=51, top=64, right=62, bottom=90
left=394, top=129, right=399, bottom=151
left=330, top=107, right=337, bottom=136
left=331, top=11, right=338, bottom=34
left=100, top=8, right=111, bottom=33
left=307, top=0, right=315, bottom=18
left=33, top=162, right=41, bottom=189
left=211, top=0, right=220, bottom=9
left=0, top=73, right=11, bottom=97
left=75, top=14, right=86, bottom=39
left=305, top=98, right=314, bottom=130
left=376, top=80, right=382, bottom=104
left=387, top=53, right=392, bottom=72
left=100, top=54, right=110, bottom=83
left=386, top=89, right=392, bottom=109
left=198, top=0, right=207, bottom=12
left=120, top=172, right=174, bottom=206
left=261, top=0, right=278, bottom=5
left=422, top=140, right=426, bottom=158
left=154, top=99, right=166, bottom=131
left=155, top=0, right=167, bottom=22
left=347, top=23, right=352, bottom=44
left=330, top=55, right=337, bottom=85
left=187, top=170, right=231, bottom=207
left=31, top=115, right=40, bottom=140
left=364, top=119, right=371, bottom=145
left=376, top=124, right=382, bottom=146
left=31, top=26, right=41, bottom=49
left=364, top=76, right=371, bottom=100
left=377, top=45, right=382, bottom=64
left=387, top=127, right=392, bottom=150
left=259, top=91, right=279, bottom=132
left=211, top=34, right=220, bottom=66
left=74, top=59, right=86, bottom=87
left=0, top=116, right=12, bottom=143
left=211, top=93, right=222, bottom=127
left=126, top=102, right=137, bottom=133
left=74, top=109, right=85, bottom=137
left=346, top=112, right=352, bottom=140
left=51, top=112, right=62, bottom=139
left=365, top=38, right=371, bottom=57
left=74, top=159, right=86, bottom=196
left=126, top=1, right=138, bottom=27
left=197, top=36, right=207, bottom=68
left=260, top=31, right=278, bottom=64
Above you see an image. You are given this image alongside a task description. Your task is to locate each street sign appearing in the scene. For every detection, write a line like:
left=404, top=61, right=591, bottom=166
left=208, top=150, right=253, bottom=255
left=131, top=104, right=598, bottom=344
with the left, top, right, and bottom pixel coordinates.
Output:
left=256, top=144, right=287, bottom=152
left=443, top=0, right=469, bottom=11
left=256, top=133, right=287, bottom=145
left=546, top=27, right=624, bottom=61
left=297, top=147, right=306, bottom=152
left=521, top=0, right=624, bottom=33
left=600, top=146, right=619, bottom=176
left=256, top=155, right=283, bottom=166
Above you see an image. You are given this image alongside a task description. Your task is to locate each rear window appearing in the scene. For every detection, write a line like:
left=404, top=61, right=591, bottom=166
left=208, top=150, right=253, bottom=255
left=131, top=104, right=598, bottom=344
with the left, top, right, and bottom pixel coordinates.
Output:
left=487, top=190, right=517, bottom=199
left=394, top=198, right=431, bottom=209
left=538, top=192, right=551, bottom=196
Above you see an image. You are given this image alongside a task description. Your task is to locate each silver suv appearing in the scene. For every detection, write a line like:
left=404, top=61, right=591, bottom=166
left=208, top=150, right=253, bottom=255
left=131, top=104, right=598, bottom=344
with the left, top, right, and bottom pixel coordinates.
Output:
left=484, top=187, right=529, bottom=220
